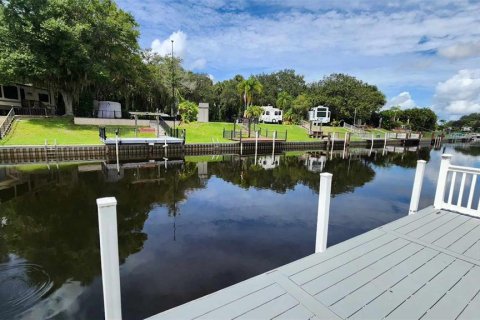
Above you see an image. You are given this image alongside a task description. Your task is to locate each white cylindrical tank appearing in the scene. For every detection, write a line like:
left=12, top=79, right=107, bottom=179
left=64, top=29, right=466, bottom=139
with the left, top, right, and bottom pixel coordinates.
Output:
left=98, top=101, right=121, bottom=118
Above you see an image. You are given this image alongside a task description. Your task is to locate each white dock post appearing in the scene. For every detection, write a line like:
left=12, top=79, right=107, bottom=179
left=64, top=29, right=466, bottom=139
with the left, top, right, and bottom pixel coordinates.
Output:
left=315, top=172, right=333, bottom=253
left=330, top=132, right=335, bottom=153
left=255, top=131, right=258, bottom=164
left=409, top=160, right=426, bottom=215
left=115, top=131, right=120, bottom=174
left=96, top=197, right=122, bottom=320
left=434, top=154, right=452, bottom=209
left=384, top=133, right=387, bottom=148
left=272, top=131, right=276, bottom=157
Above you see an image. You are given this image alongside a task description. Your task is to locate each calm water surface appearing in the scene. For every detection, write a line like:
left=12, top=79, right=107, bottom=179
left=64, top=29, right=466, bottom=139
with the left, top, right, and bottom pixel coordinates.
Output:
left=0, top=144, right=479, bottom=319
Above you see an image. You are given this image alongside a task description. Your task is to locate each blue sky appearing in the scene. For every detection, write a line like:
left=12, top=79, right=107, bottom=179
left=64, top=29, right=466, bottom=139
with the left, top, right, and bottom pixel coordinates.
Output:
left=117, top=0, right=480, bottom=120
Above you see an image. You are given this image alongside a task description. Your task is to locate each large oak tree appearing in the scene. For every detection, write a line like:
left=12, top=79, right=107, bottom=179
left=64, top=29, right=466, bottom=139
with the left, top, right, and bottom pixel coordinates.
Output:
left=0, top=0, right=139, bottom=115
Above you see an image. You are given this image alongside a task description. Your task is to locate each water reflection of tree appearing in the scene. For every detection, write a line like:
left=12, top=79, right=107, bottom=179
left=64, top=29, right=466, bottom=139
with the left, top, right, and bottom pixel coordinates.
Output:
left=366, top=147, right=431, bottom=168
left=206, top=155, right=376, bottom=196
left=454, top=146, right=480, bottom=156
left=0, top=162, right=203, bottom=290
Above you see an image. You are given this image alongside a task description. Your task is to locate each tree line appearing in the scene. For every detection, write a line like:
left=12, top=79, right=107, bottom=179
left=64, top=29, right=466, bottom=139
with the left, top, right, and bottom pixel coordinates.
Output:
left=0, top=0, right=438, bottom=131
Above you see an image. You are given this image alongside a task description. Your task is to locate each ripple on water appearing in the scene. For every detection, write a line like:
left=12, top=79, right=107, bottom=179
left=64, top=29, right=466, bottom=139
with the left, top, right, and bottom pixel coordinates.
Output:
left=0, top=261, right=53, bottom=319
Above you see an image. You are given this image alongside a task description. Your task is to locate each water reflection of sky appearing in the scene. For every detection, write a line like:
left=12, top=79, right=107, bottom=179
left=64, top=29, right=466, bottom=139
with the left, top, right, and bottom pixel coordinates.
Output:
left=0, top=144, right=478, bottom=319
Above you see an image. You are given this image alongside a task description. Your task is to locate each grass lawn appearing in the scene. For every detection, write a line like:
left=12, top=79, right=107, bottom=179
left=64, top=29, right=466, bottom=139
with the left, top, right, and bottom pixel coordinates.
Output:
left=178, top=122, right=235, bottom=143
left=0, top=117, right=154, bottom=145
left=254, top=123, right=315, bottom=141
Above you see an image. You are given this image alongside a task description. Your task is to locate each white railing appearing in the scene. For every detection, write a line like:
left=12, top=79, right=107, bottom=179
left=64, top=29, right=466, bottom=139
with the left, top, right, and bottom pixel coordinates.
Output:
left=434, top=154, right=480, bottom=217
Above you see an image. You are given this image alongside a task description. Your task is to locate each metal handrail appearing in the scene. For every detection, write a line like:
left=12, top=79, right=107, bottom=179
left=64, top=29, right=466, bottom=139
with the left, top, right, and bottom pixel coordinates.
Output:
left=0, top=107, right=16, bottom=139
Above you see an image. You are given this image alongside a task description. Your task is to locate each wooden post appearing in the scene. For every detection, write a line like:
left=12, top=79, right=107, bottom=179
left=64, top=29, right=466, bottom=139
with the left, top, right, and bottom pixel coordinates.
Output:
left=434, top=154, right=452, bottom=209
left=134, top=115, right=138, bottom=138
left=44, top=139, right=48, bottom=162
left=316, top=172, right=332, bottom=253
left=327, top=133, right=331, bottom=151
left=409, top=160, right=426, bottom=215
left=96, top=197, right=122, bottom=320
left=285, top=130, right=288, bottom=141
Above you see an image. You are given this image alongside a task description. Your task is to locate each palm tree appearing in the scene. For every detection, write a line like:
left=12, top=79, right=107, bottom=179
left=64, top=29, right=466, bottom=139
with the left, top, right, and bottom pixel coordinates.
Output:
left=276, top=91, right=293, bottom=110
left=237, top=76, right=263, bottom=113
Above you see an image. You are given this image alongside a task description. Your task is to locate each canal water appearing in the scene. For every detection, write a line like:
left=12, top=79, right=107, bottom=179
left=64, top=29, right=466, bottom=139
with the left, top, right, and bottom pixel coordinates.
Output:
left=0, top=144, right=478, bottom=319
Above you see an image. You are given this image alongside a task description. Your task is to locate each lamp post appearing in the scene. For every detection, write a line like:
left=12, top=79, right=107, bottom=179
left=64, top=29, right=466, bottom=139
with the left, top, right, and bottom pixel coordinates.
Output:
left=171, top=39, right=175, bottom=131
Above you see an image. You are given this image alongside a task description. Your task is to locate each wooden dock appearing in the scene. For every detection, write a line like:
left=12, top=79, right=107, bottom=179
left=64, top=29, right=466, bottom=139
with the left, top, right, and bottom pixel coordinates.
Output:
left=148, top=205, right=480, bottom=320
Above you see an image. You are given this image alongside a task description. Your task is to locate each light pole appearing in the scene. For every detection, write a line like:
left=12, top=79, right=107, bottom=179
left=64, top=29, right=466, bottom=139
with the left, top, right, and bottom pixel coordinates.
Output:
left=171, top=39, right=175, bottom=131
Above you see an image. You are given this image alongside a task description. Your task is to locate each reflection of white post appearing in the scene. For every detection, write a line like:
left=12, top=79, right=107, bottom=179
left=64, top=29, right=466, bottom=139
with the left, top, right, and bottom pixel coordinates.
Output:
left=97, top=197, right=122, bottom=320
left=255, top=131, right=258, bottom=164
left=115, top=133, right=120, bottom=174
left=316, top=173, right=332, bottom=253
left=409, top=160, right=426, bottom=215
left=434, top=154, right=452, bottom=209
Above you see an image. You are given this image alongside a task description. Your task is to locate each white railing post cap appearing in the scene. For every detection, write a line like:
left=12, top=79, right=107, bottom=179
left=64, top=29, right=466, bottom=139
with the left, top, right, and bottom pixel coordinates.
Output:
left=442, top=154, right=452, bottom=159
left=320, top=172, right=333, bottom=178
left=417, top=160, right=427, bottom=164
left=97, top=197, right=117, bottom=208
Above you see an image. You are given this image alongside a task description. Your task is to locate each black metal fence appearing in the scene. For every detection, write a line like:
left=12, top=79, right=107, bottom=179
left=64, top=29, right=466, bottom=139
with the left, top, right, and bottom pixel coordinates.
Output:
left=223, top=128, right=287, bottom=141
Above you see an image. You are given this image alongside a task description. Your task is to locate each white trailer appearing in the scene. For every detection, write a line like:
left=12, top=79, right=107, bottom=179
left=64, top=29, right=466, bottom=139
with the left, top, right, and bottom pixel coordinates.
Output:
left=259, top=105, right=283, bottom=124
left=308, top=106, right=331, bottom=126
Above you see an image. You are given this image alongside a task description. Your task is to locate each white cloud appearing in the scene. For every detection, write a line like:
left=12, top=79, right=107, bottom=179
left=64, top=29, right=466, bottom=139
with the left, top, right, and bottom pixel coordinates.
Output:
left=190, top=58, right=207, bottom=70
left=433, top=69, right=480, bottom=118
left=438, top=41, right=480, bottom=60
left=384, top=92, right=417, bottom=109
left=119, top=0, right=480, bottom=116
left=151, top=30, right=187, bottom=57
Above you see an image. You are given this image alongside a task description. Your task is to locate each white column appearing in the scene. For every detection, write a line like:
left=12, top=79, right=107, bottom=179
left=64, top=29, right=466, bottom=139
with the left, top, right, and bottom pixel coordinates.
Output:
left=409, top=160, right=426, bottom=215
left=255, top=131, right=258, bottom=165
left=315, top=172, right=333, bottom=253
left=434, top=154, right=452, bottom=209
left=115, top=133, right=120, bottom=174
left=331, top=132, right=335, bottom=152
left=97, top=197, right=122, bottom=320
left=272, top=131, right=276, bottom=157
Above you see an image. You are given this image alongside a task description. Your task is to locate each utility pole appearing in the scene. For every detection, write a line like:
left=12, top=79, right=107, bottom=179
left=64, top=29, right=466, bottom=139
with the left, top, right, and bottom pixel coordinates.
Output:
left=171, top=39, right=175, bottom=130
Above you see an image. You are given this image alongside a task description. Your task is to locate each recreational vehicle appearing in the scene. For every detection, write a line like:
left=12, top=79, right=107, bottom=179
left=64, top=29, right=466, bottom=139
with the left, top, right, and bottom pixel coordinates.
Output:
left=259, top=105, right=283, bottom=124
left=308, top=106, right=331, bottom=125
left=0, top=84, right=55, bottom=113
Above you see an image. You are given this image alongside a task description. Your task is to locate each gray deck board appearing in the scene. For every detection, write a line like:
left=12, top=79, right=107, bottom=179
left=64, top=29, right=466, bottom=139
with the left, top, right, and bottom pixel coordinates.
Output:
left=272, top=305, right=316, bottom=319
left=423, top=266, right=480, bottom=319
left=148, top=206, right=480, bottom=320
left=384, top=259, right=473, bottom=319
left=327, top=246, right=437, bottom=318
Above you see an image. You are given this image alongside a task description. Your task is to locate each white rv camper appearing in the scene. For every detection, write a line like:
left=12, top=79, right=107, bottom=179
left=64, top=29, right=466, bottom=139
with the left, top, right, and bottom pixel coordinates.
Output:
left=259, top=105, right=283, bottom=124
left=0, top=84, right=54, bottom=111
left=308, top=106, right=331, bottom=126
